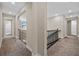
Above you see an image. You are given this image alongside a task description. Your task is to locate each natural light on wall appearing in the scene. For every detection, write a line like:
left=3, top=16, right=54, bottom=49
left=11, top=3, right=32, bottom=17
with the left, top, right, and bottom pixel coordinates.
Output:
left=4, top=19, right=12, bottom=36
left=71, top=19, right=77, bottom=35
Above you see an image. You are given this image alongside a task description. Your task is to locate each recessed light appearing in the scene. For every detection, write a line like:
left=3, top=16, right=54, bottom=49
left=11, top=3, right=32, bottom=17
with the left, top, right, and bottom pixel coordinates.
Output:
left=11, top=2, right=15, bottom=5
left=55, top=13, right=58, bottom=16
left=9, top=12, right=12, bottom=14
left=70, top=15, right=73, bottom=17
left=68, top=10, right=72, bottom=13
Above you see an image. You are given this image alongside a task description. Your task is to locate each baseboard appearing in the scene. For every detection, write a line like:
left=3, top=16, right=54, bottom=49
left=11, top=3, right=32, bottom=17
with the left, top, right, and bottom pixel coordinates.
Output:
left=26, top=45, right=41, bottom=56
left=26, top=44, right=42, bottom=56
left=26, top=45, right=32, bottom=52
left=32, top=53, right=41, bottom=56
left=0, top=38, right=2, bottom=48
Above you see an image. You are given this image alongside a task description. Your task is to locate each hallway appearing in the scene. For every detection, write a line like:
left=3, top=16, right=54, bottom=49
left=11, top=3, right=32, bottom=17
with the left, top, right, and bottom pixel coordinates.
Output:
left=48, top=36, right=79, bottom=56
left=0, top=38, right=32, bottom=56
left=0, top=2, right=47, bottom=56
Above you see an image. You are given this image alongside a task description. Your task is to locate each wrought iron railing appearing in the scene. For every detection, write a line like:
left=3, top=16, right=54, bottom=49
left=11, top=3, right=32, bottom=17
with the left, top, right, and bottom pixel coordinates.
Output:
left=47, top=29, right=59, bottom=49
left=18, top=29, right=26, bottom=44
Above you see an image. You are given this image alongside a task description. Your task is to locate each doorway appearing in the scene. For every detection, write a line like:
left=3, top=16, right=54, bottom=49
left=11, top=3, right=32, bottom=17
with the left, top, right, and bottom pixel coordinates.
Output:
left=67, top=17, right=77, bottom=36
left=2, top=14, right=14, bottom=38
left=4, top=19, right=12, bottom=36
left=71, top=19, right=77, bottom=35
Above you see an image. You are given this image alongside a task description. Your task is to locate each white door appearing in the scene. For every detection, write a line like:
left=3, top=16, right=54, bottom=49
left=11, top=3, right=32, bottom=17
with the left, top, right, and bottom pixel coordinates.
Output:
left=4, top=19, right=12, bottom=37
left=71, top=19, right=77, bottom=35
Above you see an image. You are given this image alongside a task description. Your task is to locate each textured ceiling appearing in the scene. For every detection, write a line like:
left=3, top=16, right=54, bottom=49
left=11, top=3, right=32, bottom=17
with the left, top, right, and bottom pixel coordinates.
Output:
left=1, top=2, right=26, bottom=15
left=1, top=2, right=79, bottom=17
left=47, top=2, right=79, bottom=17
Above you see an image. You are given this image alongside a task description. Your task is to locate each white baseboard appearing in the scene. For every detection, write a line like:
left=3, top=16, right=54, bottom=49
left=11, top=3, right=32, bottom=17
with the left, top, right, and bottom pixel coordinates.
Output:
left=26, top=45, right=32, bottom=52
left=26, top=45, right=41, bottom=56
left=25, top=41, right=33, bottom=54
left=26, top=44, right=42, bottom=56
left=32, top=53, right=41, bottom=56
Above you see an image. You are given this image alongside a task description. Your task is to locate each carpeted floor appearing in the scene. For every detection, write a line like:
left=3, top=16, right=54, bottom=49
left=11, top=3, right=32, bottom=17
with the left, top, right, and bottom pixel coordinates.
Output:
left=0, top=38, right=32, bottom=56
left=47, top=36, right=79, bottom=56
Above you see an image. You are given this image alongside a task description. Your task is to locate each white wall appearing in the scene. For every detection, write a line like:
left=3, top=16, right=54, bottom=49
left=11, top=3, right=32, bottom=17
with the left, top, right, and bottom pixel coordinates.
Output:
left=13, top=13, right=19, bottom=39
left=16, top=3, right=38, bottom=55
left=26, top=2, right=47, bottom=56
left=26, top=3, right=38, bottom=55
left=47, top=16, right=67, bottom=38
left=0, top=8, right=2, bottom=48
left=36, top=3, right=47, bottom=55
left=16, top=2, right=47, bottom=56
left=47, top=16, right=62, bottom=30
left=77, top=17, right=79, bottom=37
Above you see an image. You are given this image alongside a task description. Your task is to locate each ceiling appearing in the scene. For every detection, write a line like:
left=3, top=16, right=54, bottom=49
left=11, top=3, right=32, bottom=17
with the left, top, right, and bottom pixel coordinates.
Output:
left=47, top=2, right=79, bottom=17
left=0, top=2, right=26, bottom=15
left=1, top=2, right=79, bottom=17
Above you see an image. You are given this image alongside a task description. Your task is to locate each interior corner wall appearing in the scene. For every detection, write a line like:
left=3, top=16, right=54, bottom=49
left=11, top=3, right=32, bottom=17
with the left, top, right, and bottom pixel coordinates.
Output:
left=77, top=17, right=79, bottom=37
left=35, top=3, right=47, bottom=56
left=26, top=3, right=47, bottom=56
left=26, top=3, right=38, bottom=55
left=14, top=16, right=18, bottom=39
left=63, top=16, right=67, bottom=37
left=0, top=8, right=2, bottom=48
left=47, top=16, right=67, bottom=38
left=15, top=3, right=37, bottom=53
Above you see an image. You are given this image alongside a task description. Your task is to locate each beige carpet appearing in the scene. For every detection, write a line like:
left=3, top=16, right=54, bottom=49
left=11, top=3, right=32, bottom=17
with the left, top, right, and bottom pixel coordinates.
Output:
left=0, top=38, right=32, bottom=56
left=47, top=36, right=79, bottom=56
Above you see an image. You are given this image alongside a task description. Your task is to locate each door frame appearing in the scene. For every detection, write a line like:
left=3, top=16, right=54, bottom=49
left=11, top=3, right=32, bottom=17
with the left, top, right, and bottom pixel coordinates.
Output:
left=66, top=16, right=78, bottom=36
left=2, top=13, right=15, bottom=38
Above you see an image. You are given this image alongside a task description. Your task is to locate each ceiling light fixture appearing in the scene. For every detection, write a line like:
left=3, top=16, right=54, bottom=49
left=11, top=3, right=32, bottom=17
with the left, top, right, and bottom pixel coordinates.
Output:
left=70, top=15, right=73, bottom=17
left=68, top=10, right=72, bottom=13
left=11, top=2, right=15, bottom=5
left=55, top=13, right=58, bottom=16
left=9, top=11, right=12, bottom=14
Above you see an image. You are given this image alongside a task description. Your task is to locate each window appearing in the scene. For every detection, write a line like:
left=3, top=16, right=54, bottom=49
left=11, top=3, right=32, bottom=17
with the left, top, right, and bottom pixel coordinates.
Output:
left=19, top=18, right=27, bottom=30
